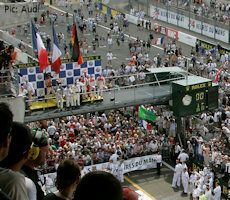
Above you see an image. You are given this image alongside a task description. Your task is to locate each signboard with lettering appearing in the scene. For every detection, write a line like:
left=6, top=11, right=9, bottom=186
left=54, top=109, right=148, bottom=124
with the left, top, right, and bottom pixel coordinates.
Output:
left=197, top=39, right=230, bottom=55
left=172, top=77, right=218, bottom=117
left=150, top=6, right=229, bottom=43
left=15, top=56, right=101, bottom=68
left=165, top=27, right=178, bottom=40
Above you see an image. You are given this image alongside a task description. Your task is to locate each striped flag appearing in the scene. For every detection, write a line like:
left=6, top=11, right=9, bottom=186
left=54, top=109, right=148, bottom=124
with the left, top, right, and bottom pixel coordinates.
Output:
left=31, top=20, right=49, bottom=72
left=36, top=33, right=49, bottom=72
left=72, top=18, right=83, bottom=65
left=31, top=20, right=37, bottom=50
left=154, top=37, right=164, bottom=45
left=140, top=118, right=152, bottom=130
left=51, top=23, right=62, bottom=74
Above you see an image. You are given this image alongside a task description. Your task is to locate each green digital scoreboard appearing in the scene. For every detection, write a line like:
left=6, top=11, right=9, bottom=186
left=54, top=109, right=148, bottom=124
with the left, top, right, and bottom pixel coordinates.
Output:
left=172, top=76, right=218, bottom=117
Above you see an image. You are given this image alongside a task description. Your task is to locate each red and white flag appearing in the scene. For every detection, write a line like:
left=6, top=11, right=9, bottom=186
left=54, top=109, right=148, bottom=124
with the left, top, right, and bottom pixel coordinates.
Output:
left=140, top=119, right=152, bottom=130
left=51, top=23, right=62, bottom=74
left=215, top=71, right=220, bottom=84
left=36, top=33, right=49, bottom=72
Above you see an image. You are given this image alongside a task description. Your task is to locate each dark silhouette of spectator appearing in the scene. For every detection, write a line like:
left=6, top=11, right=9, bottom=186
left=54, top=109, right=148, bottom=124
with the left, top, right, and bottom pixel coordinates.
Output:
left=44, top=159, right=81, bottom=200
left=74, top=171, right=122, bottom=200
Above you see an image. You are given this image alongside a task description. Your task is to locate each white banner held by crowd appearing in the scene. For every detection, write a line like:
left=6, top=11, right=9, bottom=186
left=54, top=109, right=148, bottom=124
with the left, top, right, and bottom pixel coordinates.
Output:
left=40, top=155, right=158, bottom=184
left=39, top=155, right=158, bottom=193
left=84, top=154, right=157, bottom=173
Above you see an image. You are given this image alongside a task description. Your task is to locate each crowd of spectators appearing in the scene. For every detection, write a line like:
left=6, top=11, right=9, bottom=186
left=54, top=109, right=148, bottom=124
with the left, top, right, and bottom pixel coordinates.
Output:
left=155, top=0, right=230, bottom=24
left=0, top=102, right=138, bottom=200
left=27, top=105, right=172, bottom=169
left=129, top=0, right=230, bottom=26
left=1, top=0, right=230, bottom=198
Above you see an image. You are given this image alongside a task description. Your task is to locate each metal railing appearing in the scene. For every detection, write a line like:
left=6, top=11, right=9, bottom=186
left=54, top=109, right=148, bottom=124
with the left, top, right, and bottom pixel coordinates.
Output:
left=24, top=75, right=186, bottom=122
left=25, top=72, right=184, bottom=103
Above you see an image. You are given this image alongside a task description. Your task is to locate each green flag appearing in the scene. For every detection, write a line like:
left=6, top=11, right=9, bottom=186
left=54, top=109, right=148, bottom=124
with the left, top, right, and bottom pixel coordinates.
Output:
left=139, top=106, right=156, bottom=121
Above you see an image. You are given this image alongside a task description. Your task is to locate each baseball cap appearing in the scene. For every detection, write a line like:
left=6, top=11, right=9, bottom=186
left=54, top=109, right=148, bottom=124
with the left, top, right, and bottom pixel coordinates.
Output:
left=32, top=129, right=48, bottom=147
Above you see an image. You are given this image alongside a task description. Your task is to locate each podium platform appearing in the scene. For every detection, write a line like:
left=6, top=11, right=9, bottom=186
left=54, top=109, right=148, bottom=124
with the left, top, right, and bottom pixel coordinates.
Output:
left=30, top=96, right=103, bottom=111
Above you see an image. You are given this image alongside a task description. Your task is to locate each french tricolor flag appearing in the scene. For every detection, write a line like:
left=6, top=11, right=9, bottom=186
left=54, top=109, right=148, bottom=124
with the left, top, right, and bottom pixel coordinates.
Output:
left=154, top=37, right=164, bottom=45
left=140, top=118, right=152, bottom=130
left=37, top=33, right=49, bottom=72
left=31, top=21, right=49, bottom=72
left=51, top=23, right=62, bottom=74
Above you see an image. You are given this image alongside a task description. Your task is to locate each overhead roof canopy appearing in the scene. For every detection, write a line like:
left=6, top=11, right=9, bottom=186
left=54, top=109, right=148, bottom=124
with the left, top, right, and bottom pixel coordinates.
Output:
left=172, top=75, right=211, bottom=86
left=146, top=67, right=186, bottom=74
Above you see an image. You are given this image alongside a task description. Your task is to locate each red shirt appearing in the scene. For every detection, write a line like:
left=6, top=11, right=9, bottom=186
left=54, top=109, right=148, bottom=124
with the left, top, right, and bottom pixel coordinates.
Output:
left=68, top=132, right=75, bottom=143
left=60, top=139, right=66, bottom=148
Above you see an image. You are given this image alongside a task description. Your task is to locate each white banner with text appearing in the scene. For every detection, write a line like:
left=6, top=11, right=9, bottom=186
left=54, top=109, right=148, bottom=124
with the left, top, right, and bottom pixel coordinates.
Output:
left=150, top=6, right=228, bottom=43
left=40, top=154, right=158, bottom=187
left=84, top=154, right=157, bottom=173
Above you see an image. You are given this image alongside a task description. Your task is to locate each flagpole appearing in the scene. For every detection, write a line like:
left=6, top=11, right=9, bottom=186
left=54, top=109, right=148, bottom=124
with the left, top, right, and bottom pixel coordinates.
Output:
left=31, top=19, right=36, bottom=59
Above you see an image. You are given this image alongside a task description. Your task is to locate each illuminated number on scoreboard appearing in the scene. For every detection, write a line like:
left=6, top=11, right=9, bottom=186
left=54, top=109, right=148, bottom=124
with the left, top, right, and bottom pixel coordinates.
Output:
left=196, top=92, right=204, bottom=101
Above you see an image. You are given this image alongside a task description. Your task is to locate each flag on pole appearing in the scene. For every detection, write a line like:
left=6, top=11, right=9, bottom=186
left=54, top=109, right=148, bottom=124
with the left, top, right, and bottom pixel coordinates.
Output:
left=36, top=32, right=49, bottom=72
left=140, top=118, right=152, bottom=130
left=154, top=37, right=164, bottom=45
left=72, top=19, right=83, bottom=65
left=31, top=20, right=37, bottom=50
left=51, top=23, right=62, bottom=74
left=31, top=20, right=49, bottom=72
left=223, top=61, right=227, bottom=71
left=215, top=71, right=220, bottom=83
left=139, top=106, right=156, bottom=121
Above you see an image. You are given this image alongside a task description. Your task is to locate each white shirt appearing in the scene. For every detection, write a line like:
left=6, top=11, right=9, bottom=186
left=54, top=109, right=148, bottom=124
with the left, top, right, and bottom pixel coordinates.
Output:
left=110, top=153, right=118, bottom=164
left=149, top=142, right=158, bottom=152
left=107, top=38, right=112, bottom=45
left=25, top=177, right=37, bottom=200
left=175, top=145, right=181, bottom=154
left=175, top=163, right=182, bottom=174
left=19, top=88, right=28, bottom=97
left=213, top=185, right=221, bottom=200
left=205, top=189, right=212, bottom=200
left=47, top=125, right=56, bottom=136
left=225, top=161, right=230, bottom=173
left=178, top=152, right=189, bottom=162
left=182, top=171, right=189, bottom=182
left=24, top=82, right=34, bottom=93
left=106, top=52, right=113, bottom=60
left=139, top=72, right=146, bottom=80
left=155, top=155, right=162, bottom=163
